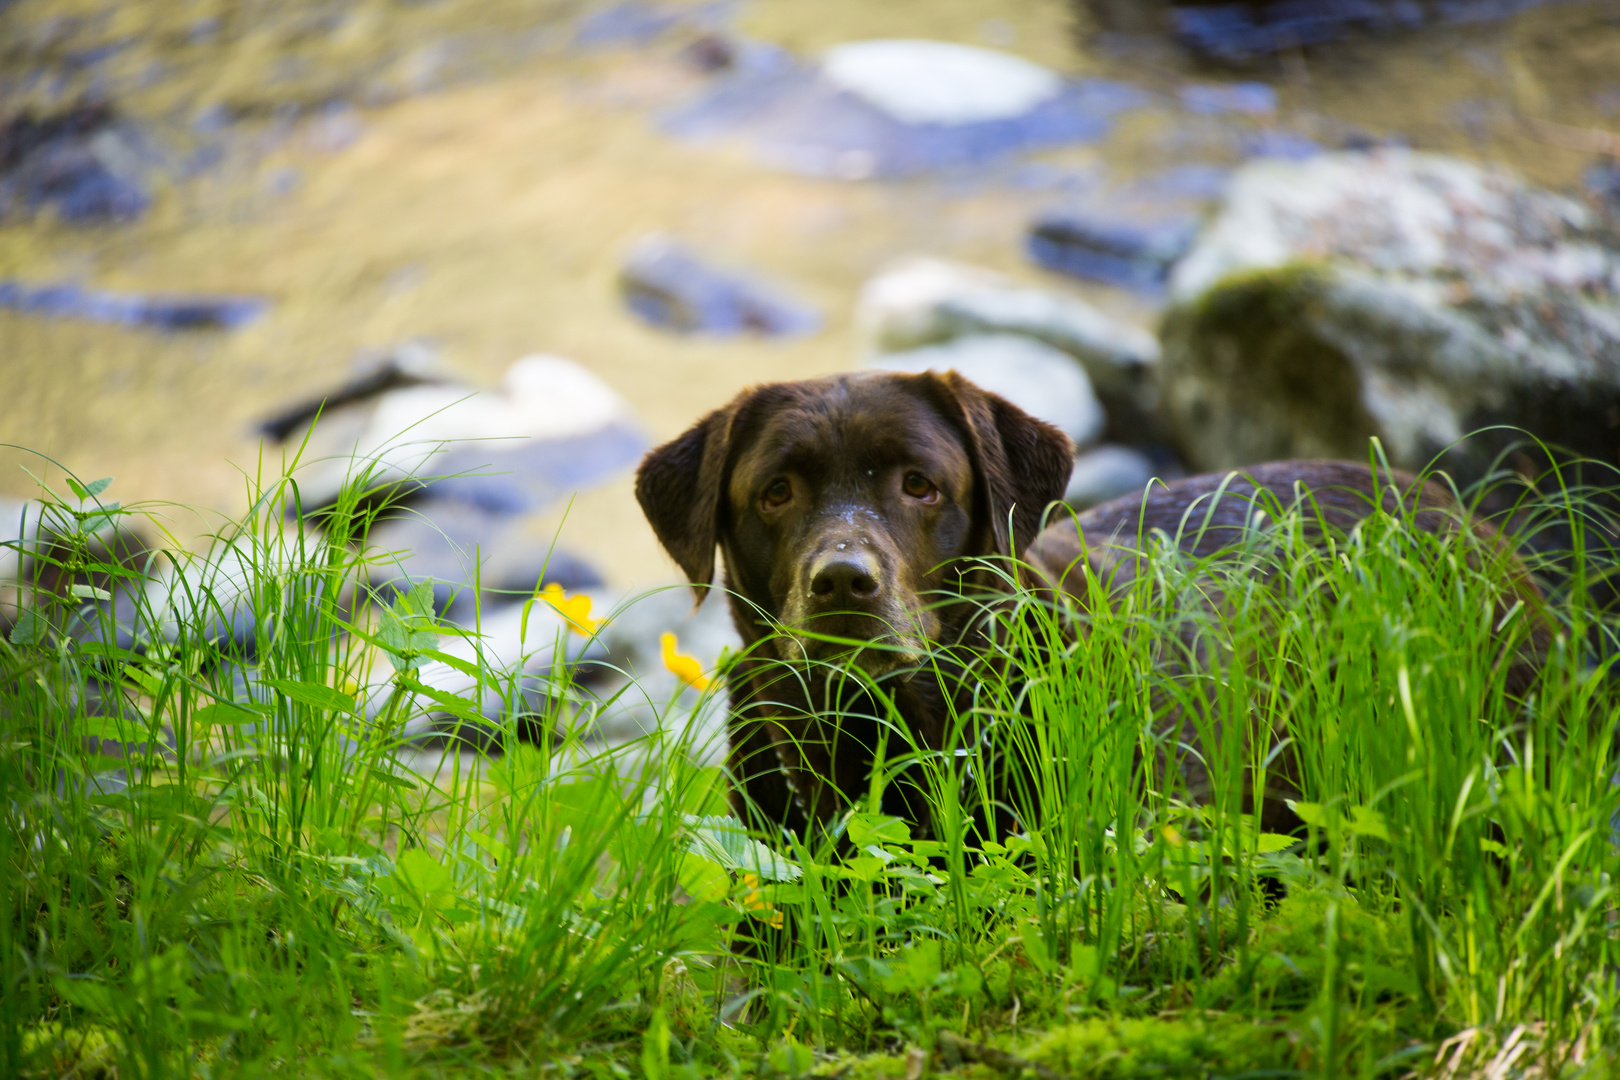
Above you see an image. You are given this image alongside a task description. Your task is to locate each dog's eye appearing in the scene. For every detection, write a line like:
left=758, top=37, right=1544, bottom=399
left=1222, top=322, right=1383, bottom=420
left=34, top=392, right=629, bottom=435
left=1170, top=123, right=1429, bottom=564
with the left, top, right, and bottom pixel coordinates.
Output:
left=902, top=472, right=938, bottom=501
left=761, top=478, right=792, bottom=509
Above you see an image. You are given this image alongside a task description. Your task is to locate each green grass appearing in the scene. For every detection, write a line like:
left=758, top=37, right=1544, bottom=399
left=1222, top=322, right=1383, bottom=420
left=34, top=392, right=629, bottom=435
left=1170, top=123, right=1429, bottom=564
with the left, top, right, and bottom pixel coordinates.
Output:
left=2, top=453, right=1618, bottom=1079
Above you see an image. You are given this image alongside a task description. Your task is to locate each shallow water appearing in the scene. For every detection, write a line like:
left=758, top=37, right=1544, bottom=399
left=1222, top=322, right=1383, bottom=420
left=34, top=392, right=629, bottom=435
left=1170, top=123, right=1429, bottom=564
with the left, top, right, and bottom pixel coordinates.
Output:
left=1, top=0, right=1617, bottom=585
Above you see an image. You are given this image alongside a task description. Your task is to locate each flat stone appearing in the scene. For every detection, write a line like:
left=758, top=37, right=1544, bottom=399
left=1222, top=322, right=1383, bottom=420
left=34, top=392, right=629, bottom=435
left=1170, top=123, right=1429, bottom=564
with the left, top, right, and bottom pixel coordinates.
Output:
left=820, top=40, right=1062, bottom=126
left=620, top=233, right=821, bottom=337
left=868, top=334, right=1106, bottom=449
left=0, top=280, right=268, bottom=331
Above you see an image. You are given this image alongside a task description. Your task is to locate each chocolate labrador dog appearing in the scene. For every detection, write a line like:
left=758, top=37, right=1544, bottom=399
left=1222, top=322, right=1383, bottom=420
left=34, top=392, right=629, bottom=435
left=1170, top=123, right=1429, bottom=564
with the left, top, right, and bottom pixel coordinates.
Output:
left=635, top=371, right=1538, bottom=836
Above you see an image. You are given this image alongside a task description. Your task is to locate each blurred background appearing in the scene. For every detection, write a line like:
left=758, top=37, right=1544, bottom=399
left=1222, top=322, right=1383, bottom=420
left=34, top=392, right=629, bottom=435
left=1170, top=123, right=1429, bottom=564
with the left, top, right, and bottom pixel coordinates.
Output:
left=3, top=0, right=1619, bottom=604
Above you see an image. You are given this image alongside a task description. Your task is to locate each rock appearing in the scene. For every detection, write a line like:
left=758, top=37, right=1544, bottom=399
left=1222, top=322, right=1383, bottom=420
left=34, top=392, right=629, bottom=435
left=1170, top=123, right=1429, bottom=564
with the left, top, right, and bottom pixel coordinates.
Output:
left=620, top=234, right=822, bottom=337
left=367, top=498, right=606, bottom=624
left=1082, top=0, right=1572, bottom=63
left=1027, top=206, right=1201, bottom=293
left=857, top=257, right=1160, bottom=436
left=1589, top=159, right=1620, bottom=213
left=291, top=353, right=648, bottom=514
left=869, top=334, right=1107, bottom=449
left=141, top=539, right=313, bottom=659
left=0, top=281, right=269, bottom=331
left=0, top=103, right=150, bottom=224
left=663, top=41, right=1147, bottom=178
left=257, top=341, right=446, bottom=443
left=1160, top=149, right=1620, bottom=481
left=587, top=584, right=738, bottom=751
left=820, top=40, right=1063, bottom=125
left=1063, top=444, right=1160, bottom=509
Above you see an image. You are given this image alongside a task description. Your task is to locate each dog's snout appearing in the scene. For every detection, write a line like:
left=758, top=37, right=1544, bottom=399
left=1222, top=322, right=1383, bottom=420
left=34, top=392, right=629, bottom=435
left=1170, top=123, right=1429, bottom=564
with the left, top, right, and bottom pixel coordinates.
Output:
left=809, top=555, right=881, bottom=605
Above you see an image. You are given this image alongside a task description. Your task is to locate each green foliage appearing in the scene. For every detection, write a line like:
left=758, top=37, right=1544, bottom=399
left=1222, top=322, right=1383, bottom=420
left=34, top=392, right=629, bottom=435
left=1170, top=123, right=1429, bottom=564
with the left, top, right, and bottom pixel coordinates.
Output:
left=2, top=454, right=1618, bottom=1077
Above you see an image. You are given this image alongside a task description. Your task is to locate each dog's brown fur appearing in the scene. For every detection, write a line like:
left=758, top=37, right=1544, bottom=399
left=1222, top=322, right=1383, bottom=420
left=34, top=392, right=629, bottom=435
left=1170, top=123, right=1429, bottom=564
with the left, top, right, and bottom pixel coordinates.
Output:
left=636, top=372, right=1542, bottom=836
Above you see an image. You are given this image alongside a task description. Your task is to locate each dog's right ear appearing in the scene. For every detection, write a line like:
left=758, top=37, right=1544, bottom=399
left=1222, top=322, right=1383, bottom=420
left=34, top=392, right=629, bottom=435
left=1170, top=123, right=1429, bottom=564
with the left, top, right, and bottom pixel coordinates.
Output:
left=635, top=403, right=738, bottom=601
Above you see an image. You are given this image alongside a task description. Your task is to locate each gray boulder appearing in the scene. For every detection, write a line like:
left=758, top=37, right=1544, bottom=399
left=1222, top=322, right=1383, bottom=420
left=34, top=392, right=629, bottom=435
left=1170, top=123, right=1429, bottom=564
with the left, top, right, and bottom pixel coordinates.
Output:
left=869, top=334, right=1106, bottom=449
left=858, top=257, right=1160, bottom=436
left=1160, top=149, right=1620, bottom=479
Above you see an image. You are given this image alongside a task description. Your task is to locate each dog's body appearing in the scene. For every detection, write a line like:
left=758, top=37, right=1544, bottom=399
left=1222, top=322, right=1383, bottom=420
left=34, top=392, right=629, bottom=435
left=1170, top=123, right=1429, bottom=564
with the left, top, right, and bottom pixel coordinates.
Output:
left=636, top=372, right=1538, bottom=835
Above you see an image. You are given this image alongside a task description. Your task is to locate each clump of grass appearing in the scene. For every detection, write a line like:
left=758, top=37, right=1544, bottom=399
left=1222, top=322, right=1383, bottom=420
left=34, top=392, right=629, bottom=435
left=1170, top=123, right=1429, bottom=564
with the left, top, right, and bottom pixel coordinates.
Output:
left=2, top=453, right=1618, bottom=1078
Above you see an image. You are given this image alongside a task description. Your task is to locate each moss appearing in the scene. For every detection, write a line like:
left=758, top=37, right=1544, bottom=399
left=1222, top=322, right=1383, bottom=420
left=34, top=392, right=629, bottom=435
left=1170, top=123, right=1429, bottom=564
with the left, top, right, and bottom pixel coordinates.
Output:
left=1027, top=1014, right=1297, bottom=1078
left=21, top=1022, right=120, bottom=1078
left=1160, top=262, right=1378, bottom=472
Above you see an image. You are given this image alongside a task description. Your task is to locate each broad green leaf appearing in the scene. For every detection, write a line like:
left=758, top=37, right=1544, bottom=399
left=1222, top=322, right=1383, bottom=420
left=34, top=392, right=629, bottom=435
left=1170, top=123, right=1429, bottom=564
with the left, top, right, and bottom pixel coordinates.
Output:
left=82, top=476, right=113, bottom=498
left=263, top=678, right=355, bottom=714
left=8, top=608, right=47, bottom=646
left=1255, top=832, right=1298, bottom=854
left=69, top=584, right=111, bottom=602
left=1287, top=800, right=1327, bottom=828
left=847, top=813, right=911, bottom=849
left=682, top=814, right=801, bottom=882
left=72, top=716, right=145, bottom=742
left=1348, top=806, right=1390, bottom=841
left=66, top=477, right=87, bottom=500
left=397, top=675, right=483, bottom=724
left=1023, top=923, right=1055, bottom=974
left=416, top=647, right=485, bottom=681
left=677, top=853, right=730, bottom=903
left=466, top=829, right=510, bottom=863
left=845, top=855, right=884, bottom=883
left=192, top=702, right=266, bottom=727
left=393, top=848, right=455, bottom=911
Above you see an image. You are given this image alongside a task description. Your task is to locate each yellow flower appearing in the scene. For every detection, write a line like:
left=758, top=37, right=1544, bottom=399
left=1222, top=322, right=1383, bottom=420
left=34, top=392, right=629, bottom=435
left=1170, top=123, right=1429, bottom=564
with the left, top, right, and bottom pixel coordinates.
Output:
left=1160, top=824, right=1184, bottom=848
left=661, top=632, right=711, bottom=691
left=539, top=582, right=601, bottom=636
left=738, top=872, right=783, bottom=930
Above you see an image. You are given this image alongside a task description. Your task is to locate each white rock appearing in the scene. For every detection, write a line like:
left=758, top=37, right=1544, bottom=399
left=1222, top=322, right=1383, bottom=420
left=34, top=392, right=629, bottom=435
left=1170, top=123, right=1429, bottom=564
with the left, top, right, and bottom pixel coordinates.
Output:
left=858, top=257, right=1159, bottom=424
left=302, top=354, right=637, bottom=507
left=821, top=40, right=1061, bottom=126
left=869, top=334, right=1106, bottom=448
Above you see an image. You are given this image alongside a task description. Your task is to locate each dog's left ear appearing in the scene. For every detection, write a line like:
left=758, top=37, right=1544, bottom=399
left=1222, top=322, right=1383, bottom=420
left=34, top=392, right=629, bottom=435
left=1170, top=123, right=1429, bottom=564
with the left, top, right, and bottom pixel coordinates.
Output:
left=635, top=401, right=740, bottom=601
left=935, top=371, right=1075, bottom=557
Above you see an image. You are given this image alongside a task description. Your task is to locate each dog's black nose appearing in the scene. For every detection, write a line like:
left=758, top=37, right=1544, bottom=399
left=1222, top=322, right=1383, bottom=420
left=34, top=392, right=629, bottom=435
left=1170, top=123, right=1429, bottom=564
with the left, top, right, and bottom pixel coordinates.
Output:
left=809, top=557, right=880, bottom=605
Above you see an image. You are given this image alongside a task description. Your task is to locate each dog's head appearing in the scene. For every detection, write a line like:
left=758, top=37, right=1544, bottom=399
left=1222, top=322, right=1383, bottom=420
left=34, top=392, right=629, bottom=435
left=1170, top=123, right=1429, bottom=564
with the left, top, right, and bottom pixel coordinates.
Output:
left=635, top=371, right=1074, bottom=666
